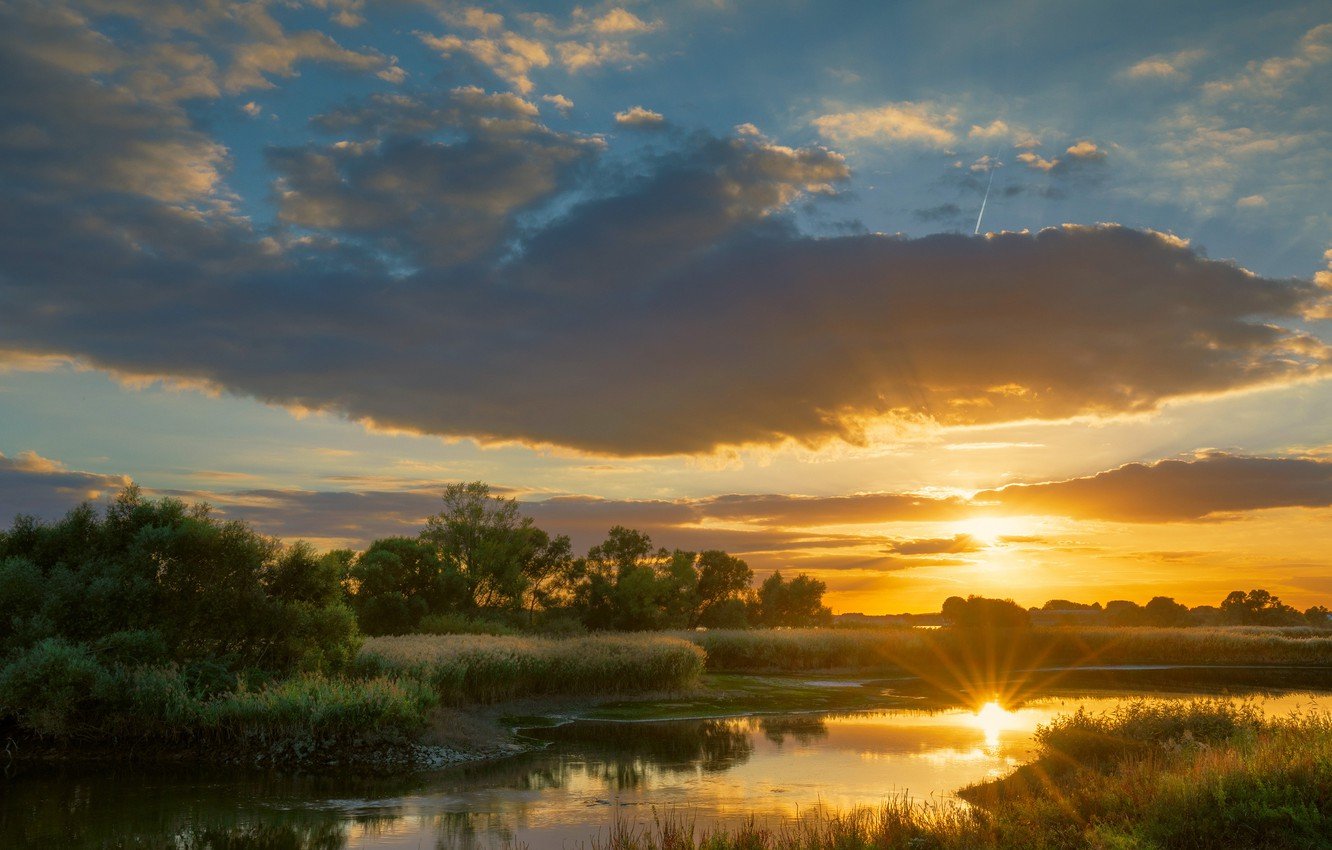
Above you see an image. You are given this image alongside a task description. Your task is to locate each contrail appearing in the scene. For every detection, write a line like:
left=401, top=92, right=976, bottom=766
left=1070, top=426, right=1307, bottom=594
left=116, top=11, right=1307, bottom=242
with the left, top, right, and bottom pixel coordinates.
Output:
left=974, top=162, right=996, bottom=235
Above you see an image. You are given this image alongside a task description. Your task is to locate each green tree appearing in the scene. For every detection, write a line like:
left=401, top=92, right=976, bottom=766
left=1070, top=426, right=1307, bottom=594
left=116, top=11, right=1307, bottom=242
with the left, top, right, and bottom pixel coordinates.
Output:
left=575, top=527, right=696, bottom=630
left=695, top=550, right=753, bottom=627
left=0, top=487, right=358, bottom=675
left=421, top=481, right=540, bottom=612
left=349, top=537, right=469, bottom=635
left=754, top=571, right=832, bottom=627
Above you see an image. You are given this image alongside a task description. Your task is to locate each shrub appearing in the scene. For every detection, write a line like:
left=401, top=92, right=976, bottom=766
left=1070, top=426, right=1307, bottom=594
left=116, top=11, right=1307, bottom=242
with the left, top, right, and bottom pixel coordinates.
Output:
left=0, top=488, right=360, bottom=677
left=0, top=638, right=114, bottom=736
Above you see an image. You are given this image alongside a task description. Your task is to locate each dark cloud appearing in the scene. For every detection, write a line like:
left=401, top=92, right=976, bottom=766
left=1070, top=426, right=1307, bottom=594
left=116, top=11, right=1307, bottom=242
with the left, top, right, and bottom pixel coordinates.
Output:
left=0, top=452, right=129, bottom=523
left=913, top=203, right=963, bottom=223
left=982, top=452, right=1332, bottom=522
left=0, top=4, right=1329, bottom=456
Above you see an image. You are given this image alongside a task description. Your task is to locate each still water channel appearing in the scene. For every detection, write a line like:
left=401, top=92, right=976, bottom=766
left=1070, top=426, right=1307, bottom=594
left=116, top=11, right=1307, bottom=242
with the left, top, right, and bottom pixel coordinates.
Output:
left=5, top=680, right=1330, bottom=849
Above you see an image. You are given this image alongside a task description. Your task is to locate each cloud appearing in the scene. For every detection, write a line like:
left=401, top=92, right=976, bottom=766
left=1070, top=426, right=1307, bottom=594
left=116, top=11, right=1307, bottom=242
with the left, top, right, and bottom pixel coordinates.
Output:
left=614, top=105, right=665, bottom=127
left=914, top=203, right=963, bottom=223
left=4, top=154, right=1329, bottom=454
left=812, top=101, right=957, bottom=146
left=577, top=8, right=660, bottom=36
left=887, top=534, right=982, bottom=555
left=1203, top=23, right=1332, bottom=100
left=1122, top=48, right=1206, bottom=81
left=418, top=31, right=551, bottom=94
left=1236, top=194, right=1268, bottom=209
left=980, top=452, right=1332, bottom=522
left=542, top=93, right=574, bottom=113
left=1017, top=140, right=1107, bottom=175
left=0, top=452, right=130, bottom=522
left=270, top=89, right=596, bottom=266
left=2, top=10, right=1330, bottom=457
left=418, top=4, right=659, bottom=92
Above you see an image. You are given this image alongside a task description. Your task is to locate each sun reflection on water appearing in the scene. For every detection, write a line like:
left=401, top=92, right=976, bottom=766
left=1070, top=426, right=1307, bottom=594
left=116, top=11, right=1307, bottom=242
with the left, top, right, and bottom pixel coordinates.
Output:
left=971, top=700, right=1022, bottom=748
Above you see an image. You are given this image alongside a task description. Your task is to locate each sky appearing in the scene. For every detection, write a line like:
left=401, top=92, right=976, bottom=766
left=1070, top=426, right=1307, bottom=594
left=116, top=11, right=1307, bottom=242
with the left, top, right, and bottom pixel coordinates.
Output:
left=1, top=0, right=1331, bottom=614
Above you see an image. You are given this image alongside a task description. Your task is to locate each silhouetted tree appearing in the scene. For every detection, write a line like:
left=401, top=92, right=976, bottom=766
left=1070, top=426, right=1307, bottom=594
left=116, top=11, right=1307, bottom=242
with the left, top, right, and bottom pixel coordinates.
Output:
left=1142, top=596, right=1191, bottom=627
left=1219, top=589, right=1303, bottom=626
left=695, top=550, right=753, bottom=626
left=753, top=571, right=832, bottom=627
left=941, top=595, right=1031, bottom=629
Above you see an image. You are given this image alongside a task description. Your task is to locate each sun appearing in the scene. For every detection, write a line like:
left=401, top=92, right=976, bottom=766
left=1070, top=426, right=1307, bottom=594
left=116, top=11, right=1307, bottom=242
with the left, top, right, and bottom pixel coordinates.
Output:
left=952, top=516, right=1032, bottom=545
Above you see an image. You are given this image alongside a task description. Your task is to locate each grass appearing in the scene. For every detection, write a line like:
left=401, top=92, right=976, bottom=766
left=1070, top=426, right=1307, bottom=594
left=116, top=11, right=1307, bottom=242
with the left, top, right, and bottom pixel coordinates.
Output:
left=680, top=626, right=1332, bottom=673
left=594, top=699, right=1332, bottom=849
left=360, top=633, right=706, bottom=705
left=0, top=639, right=438, bottom=764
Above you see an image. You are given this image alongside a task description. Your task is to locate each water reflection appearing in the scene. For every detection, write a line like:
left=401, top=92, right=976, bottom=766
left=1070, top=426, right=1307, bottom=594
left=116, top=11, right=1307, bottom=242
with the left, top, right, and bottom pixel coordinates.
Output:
left=4, top=684, right=1328, bottom=850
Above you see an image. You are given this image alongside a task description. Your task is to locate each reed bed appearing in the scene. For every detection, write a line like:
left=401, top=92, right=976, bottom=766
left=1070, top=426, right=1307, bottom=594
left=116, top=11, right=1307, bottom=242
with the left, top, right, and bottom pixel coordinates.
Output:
left=361, top=633, right=706, bottom=704
left=680, top=626, right=1332, bottom=672
left=595, top=701, right=1332, bottom=849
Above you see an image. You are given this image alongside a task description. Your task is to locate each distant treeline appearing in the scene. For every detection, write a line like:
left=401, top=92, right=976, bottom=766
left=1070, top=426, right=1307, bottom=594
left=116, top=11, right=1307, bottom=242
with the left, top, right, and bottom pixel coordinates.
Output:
left=337, top=481, right=831, bottom=635
left=843, top=590, right=1332, bottom=630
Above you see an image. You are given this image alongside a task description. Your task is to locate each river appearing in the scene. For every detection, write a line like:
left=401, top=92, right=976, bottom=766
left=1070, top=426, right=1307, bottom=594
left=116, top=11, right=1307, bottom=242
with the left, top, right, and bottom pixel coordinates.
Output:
left=4, top=681, right=1329, bottom=849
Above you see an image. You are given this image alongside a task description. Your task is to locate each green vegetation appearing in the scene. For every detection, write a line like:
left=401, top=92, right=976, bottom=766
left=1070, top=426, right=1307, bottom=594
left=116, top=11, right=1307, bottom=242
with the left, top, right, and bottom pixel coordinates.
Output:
left=0, top=489, right=431, bottom=762
left=600, top=700, right=1332, bottom=849
left=4, top=483, right=1329, bottom=769
left=361, top=633, right=705, bottom=705
left=346, top=482, right=830, bottom=635
left=686, top=625, right=1332, bottom=672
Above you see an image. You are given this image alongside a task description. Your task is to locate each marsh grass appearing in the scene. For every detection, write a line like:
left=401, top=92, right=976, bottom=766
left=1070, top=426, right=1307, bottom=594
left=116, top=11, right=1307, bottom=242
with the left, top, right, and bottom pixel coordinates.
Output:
left=361, top=633, right=706, bottom=704
left=683, top=626, right=1332, bottom=673
left=596, top=700, right=1332, bottom=850
left=0, top=647, right=437, bottom=763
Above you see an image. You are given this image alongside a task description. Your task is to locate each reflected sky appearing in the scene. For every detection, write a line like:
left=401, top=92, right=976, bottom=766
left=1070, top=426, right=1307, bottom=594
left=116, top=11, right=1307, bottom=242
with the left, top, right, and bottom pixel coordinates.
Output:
left=13, top=690, right=1321, bottom=850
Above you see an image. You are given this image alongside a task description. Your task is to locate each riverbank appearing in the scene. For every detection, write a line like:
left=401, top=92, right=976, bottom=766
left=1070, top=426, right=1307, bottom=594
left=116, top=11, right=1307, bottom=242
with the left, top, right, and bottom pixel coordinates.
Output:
left=7, top=627, right=1332, bottom=768
left=595, top=699, right=1332, bottom=849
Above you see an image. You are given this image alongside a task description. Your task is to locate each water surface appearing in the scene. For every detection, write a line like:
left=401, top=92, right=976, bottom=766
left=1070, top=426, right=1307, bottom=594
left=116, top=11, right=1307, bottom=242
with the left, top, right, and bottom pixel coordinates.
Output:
left=5, top=685, right=1328, bottom=849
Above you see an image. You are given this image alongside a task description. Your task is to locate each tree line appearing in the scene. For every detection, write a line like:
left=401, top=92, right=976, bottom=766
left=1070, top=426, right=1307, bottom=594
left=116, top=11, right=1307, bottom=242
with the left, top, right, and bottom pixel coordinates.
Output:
left=338, top=481, right=831, bottom=634
left=935, top=590, right=1332, bottom=630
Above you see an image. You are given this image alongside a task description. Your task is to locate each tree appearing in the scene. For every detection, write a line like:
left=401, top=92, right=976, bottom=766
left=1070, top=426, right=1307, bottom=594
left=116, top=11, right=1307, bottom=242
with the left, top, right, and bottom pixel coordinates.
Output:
left=576, top=527, right=682, bottom=630
left=521, top=529, right=576, bottom=621
left=1105, top=599, right=1145, bottom=626
left=1219, top=589, right=1303, bottom=626
left=421, top=481, right=540, bottom=612
left=1305, top=605, right=1331, bottom=628
left=941, top=595, right=1031, bottom=629
left=349, top=537, right=468, bottom=635
left=754, top=572, right=832, bottom=627
left=695, top=550, right=753, bottom=626
left=1142, top=596, right=1190, bottom=627
left=0, top=487, right=358, bottom=675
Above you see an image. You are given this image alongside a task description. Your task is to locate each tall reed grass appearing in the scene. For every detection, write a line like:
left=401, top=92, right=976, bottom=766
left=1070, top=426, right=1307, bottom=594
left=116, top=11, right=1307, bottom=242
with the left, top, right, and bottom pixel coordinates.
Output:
left=681, top=626, right=1332, bottom=672
left=361, top=633, right=706, bottom=704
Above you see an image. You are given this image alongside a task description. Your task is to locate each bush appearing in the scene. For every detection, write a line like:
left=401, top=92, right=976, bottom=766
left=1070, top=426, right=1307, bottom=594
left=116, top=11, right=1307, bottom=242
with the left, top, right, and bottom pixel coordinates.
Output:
left=0, top=638, right=115, bottom=736
left=0, top=488, right=360, bottom=677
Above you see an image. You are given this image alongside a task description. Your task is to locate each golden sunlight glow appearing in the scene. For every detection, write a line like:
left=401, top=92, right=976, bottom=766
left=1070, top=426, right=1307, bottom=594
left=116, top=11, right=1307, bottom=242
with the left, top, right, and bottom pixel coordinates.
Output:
left=952, top=516, right=1031, bottom=545
left=971, top=700, right=1022, bottom=748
